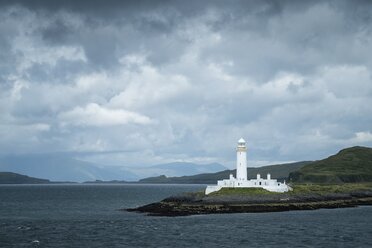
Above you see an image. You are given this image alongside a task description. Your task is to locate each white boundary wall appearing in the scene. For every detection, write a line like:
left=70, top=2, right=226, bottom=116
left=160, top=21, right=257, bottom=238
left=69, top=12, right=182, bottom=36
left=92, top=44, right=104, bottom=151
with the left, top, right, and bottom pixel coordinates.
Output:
left=205, top=174, right=291, bottom=195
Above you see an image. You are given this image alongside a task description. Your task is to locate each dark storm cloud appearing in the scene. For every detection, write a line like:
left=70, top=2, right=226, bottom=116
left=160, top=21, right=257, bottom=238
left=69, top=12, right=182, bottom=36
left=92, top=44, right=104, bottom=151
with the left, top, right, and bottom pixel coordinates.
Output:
left=3, top=0, right=371, bottom=73
left=41, top=19, right=73, bottom=44
left=0, top=1, right=313, bottom=69
left=0, top=0, right=170, bottom=16
left=196, top=0, right=372, bottom=81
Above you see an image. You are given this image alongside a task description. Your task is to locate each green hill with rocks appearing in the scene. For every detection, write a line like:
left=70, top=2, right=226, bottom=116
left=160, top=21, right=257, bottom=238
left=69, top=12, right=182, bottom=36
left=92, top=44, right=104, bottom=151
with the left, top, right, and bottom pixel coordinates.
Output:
left=0, top=172, right=50, bottom=184
left=289, top=146, right=372, bottom=183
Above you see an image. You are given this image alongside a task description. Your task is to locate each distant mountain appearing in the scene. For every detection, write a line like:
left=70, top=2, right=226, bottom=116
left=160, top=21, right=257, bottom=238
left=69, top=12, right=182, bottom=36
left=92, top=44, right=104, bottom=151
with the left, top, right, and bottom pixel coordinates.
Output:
left=289, top=146, right=372, bottom=183
left=83, top=180, right=129, bottom=184
left=127, top=162, right=228, bottom=178
left=0, top=154, right=139, bottom=182
left=0, top=172, right=50, bottom=184
left=0, top=154, right=228, bottom=183
left=139, top=161, right=311, bottom=184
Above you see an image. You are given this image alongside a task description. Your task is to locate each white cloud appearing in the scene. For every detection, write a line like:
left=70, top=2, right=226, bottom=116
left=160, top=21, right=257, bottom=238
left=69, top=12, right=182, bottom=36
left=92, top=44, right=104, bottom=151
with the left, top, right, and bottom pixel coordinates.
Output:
left=58, top=103, right=152, bottom=127
left=10, top=80, right=29, bottom=101
left=109, top=57, right=190, bottom=109
left=72, top=138, right=108, bottom=152
left=1, top=123, right=51, bottom=132
left=353, top=132, right=372, bottom=143
left=0, top=122, right=51, bottom=154
left=315, top=65, right=372, bottom=98
left=27, top=123, right=51, bottom=132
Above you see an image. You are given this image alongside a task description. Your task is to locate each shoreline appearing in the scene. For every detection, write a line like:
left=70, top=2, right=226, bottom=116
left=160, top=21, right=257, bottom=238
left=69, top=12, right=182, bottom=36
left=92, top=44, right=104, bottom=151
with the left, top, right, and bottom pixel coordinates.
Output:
left=125, top=190, right=372, bottom=216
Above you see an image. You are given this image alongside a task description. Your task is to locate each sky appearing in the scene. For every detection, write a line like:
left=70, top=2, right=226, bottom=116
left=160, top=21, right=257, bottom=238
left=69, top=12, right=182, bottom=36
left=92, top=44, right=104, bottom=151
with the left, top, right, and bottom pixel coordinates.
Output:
left=0, top=0, right=372, bottom=169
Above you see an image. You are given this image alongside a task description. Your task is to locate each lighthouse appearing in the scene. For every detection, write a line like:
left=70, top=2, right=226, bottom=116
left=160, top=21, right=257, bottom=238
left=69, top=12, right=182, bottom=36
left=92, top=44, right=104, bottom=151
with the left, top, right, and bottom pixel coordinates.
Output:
left=236, top=138, right=247, bottom=181
left=205, top=138, right=291, bottom=194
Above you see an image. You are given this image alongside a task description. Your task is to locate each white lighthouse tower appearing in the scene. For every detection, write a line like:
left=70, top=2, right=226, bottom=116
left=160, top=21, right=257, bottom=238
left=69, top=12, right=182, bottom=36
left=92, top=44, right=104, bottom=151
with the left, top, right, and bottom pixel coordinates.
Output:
left=236, top=138, right=247, bottom=181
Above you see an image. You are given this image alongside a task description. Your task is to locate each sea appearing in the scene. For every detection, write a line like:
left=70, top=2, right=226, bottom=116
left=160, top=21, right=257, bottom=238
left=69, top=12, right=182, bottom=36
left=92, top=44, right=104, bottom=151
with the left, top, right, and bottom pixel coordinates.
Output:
left=1, top=184, right=372, bottom=248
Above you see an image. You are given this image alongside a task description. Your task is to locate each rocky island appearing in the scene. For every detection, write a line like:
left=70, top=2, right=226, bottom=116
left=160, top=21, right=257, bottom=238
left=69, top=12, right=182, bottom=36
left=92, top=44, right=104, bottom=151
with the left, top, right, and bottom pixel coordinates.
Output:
left=126, top=184, right=372, bottom=216
left=127, top=144, right=372, bottom=216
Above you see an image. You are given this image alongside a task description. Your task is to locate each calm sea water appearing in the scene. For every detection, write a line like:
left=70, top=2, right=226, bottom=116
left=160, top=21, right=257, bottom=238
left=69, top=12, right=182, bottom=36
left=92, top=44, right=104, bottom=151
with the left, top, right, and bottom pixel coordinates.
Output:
left=1, top=184, right=372, bottom=248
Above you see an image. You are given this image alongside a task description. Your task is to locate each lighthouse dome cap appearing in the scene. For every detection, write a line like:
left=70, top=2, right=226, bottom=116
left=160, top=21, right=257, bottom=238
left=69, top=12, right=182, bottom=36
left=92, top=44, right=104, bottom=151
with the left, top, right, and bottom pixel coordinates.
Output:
left=238, top=138, right=246, bottom=143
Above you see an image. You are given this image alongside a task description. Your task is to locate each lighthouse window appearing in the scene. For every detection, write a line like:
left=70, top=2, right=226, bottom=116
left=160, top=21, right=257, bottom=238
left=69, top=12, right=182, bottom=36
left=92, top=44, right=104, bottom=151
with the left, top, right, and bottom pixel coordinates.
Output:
left=278, top=183, right=280, bottom=186
left=259, top=182, right=261, bottom=185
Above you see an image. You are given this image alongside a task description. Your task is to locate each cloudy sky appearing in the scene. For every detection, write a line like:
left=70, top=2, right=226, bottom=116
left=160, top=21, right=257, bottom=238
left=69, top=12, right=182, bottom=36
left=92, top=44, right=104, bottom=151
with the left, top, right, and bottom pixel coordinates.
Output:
left=1, top=0, right=372, bottom=168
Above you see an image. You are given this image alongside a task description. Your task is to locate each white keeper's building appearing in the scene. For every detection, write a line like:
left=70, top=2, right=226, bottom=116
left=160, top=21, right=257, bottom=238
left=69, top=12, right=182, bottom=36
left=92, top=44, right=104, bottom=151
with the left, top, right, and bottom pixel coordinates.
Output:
left=205, top=138, right=291, bottom=195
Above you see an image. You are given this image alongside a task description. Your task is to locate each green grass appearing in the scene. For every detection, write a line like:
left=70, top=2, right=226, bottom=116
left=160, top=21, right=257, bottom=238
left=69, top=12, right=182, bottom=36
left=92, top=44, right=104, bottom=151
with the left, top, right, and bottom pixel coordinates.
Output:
left=289, top=183, right=372, bottom=195
left=204, top=183, right=372, bottom=197
left=209, top=187, right=279, bottom=196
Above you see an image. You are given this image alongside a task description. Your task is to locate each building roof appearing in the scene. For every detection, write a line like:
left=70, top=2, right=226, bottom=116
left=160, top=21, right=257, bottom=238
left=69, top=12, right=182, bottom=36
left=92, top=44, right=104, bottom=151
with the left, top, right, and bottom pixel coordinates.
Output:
left=238, top=138, right=245, bottom=143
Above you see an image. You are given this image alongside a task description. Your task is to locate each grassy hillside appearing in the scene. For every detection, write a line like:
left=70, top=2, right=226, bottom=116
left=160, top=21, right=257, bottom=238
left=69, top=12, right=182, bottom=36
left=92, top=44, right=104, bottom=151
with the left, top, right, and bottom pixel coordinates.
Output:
left=0, top=172, right=50, bottom=184
left=289, top=146, right=372, bottom=183
left=139, top=161, right=311, bottom=184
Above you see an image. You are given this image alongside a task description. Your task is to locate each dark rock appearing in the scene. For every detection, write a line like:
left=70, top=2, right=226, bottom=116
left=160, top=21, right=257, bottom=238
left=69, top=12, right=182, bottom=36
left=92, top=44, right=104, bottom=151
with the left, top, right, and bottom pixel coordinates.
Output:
left=124, top=191, right=372, bottom=217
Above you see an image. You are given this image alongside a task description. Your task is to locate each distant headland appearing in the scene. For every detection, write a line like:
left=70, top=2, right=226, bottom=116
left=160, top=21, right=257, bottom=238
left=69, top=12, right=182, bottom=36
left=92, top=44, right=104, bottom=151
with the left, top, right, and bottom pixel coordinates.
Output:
left=0, top=172, right=50, bottom=184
